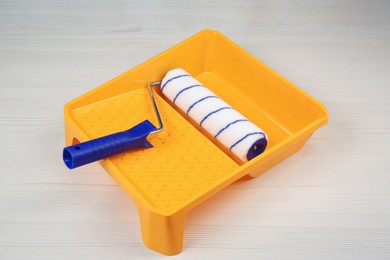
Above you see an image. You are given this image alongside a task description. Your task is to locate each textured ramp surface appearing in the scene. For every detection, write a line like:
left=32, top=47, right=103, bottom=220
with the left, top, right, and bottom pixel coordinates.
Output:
left=72, top=87, right=238, bottom=212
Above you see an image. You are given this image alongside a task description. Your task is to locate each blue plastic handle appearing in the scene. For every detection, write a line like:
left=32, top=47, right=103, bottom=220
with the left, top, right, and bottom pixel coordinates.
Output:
left=63, top=120, right=157, bottom=169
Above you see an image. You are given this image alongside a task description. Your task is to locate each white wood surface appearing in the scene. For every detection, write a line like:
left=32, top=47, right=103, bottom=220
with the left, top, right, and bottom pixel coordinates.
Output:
left=1, top=0, right=390, bottom=259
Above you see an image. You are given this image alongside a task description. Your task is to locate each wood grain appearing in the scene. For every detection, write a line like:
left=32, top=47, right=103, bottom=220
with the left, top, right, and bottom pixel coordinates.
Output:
left=1, top=0, right=389, bottom=259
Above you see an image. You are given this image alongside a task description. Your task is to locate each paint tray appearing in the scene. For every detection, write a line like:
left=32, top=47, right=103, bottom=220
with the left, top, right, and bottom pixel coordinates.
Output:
left=64, top=29, right=328, bottom=255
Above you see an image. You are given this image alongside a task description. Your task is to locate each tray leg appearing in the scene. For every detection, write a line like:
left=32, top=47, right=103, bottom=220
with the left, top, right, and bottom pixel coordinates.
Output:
left=137, top=206, right=186, bottom=255
left=248, top=134, right=312, bottom=178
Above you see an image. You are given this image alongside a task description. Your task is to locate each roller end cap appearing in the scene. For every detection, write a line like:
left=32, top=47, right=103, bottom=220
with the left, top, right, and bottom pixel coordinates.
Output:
left=246, top=138, right=267, bottom=161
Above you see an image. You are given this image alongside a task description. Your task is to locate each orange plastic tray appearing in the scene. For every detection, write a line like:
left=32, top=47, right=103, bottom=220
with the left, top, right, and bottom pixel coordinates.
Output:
left=64, top=29, right=328, bottom=255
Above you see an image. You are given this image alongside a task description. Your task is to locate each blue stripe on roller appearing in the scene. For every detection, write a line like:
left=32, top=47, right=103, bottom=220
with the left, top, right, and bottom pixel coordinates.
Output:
left=173, top=84, right=203, bottom=104
left=214, top=119, right=249, bottom=138
left=229, top=132, right=264, bottom=151
left=186, top=96, right=219, bottom=114
left=161, top=74, right=190, bottom=93
left=200, top=107, right=232, bottom=126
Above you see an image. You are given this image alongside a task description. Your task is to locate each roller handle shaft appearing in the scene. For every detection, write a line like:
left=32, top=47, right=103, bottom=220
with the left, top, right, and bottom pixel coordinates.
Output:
left=63, top=120, right=156, bottom=169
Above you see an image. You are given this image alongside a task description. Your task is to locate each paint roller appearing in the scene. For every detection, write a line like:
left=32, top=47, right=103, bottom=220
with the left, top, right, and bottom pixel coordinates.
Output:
left=62, top=68, right=267, bottom=169
left=161, top=68, right=267, bottom=162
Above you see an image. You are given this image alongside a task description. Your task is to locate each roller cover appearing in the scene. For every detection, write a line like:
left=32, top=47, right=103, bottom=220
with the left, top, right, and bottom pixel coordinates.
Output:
left=161, top=68, right=268, bottom=162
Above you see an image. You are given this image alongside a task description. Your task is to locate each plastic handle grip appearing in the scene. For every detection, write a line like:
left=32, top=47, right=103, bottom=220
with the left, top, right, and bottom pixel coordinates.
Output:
left=63, top=120, right=157, bottom=169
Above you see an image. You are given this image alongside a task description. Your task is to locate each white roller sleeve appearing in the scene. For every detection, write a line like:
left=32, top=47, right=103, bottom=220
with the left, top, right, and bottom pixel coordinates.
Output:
left=161, top=68, right=268, bottom=162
